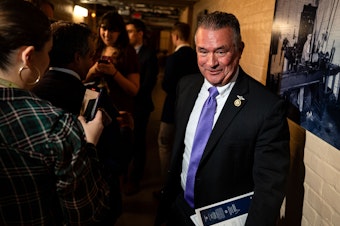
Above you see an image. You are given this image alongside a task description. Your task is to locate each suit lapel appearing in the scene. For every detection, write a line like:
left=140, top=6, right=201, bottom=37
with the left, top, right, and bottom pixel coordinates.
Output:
left=138, top=45, right=145, bottom=57
left=201, top=70, right=250, bottom=161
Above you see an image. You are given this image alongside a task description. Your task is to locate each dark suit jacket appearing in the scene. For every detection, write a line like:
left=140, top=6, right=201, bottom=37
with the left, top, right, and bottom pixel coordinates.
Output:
left=162, top=67, right=290, bottom=226
left=161, top=46, right=199, bottom=123
left=134, top=45, right=159, bottom=114
left=31, top=70, right=86, bottom=114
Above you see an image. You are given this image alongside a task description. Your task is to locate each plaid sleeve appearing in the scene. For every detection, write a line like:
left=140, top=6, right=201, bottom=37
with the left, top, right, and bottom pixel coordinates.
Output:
left=53, top=115, right=110, bottom=225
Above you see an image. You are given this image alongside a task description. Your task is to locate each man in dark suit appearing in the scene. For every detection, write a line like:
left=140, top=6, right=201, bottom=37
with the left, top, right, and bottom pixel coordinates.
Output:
left=125, top=19, right=159, bottom=195
left=155, top=12, right=290, bottom=226
left=158, top=22, right=200, bottom=185
left=31, top=21, right=122, bottom=225
left=31, top=22, right=89, bottom=114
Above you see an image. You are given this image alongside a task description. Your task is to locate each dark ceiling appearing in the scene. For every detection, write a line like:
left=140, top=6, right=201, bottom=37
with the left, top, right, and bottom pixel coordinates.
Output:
left=77, top=0, right=198, bottom=28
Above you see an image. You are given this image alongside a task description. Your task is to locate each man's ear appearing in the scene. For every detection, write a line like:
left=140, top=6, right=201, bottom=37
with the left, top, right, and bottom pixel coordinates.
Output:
left=171, top=32, right=178, bottom=41
left=20, top=46, right=35, bottom=65
left=74, top=52, right=82, bottom=64
left=239, top=41, right=245, bottom=54
left=138, top=31, right=144, bottom=39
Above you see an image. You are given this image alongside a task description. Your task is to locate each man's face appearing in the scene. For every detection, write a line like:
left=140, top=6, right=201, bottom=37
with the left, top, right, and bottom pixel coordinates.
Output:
left=195, top=27, right=243, bottom=86
left=126, top=24, right=138, bottom=46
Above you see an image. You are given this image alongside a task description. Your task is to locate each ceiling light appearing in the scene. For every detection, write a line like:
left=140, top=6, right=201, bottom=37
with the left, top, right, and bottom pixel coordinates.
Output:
left=74, top=5, right=88, bottom=17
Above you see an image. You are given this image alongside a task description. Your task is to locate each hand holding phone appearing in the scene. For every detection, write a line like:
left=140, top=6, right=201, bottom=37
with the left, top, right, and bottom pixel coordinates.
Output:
left=81, top=88, right=111, bottom=125
left=78, top=110, right=104, bottom=145
left=98, top=56, right=111, bottom=64
left=83, top=88, right=102, bottom=121
left=98, top=59, right=110, bottom=64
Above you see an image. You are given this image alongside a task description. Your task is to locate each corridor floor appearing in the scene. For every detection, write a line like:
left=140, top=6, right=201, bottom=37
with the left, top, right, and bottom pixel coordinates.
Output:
left=115, top=73, right=165, bottom=226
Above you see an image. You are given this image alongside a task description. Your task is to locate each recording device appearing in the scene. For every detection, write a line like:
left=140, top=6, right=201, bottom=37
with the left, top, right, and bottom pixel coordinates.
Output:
left=98, top=56, right=111, bottom=64
left=81, top=84, right=119, bottom=126
left=82, top=88, right=104, bottom=122
left=98, top=59, right=110, bottom=64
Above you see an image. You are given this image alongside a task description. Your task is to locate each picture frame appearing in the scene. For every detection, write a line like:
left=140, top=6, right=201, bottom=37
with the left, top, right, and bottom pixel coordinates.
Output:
left=266, top=0, right=340, bottom=149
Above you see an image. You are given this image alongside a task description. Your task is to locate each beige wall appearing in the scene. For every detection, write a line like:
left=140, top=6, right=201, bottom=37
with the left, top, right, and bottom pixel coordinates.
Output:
left=189, top=0, right=340, bottom=225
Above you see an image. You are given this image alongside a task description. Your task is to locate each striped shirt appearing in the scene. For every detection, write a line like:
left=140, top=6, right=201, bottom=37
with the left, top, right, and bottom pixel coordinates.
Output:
left=0, top=88, right=110, bottom=225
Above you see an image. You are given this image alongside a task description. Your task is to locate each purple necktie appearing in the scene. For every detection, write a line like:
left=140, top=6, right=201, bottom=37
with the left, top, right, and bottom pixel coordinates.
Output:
left=184, top=86, right=219, bottom=208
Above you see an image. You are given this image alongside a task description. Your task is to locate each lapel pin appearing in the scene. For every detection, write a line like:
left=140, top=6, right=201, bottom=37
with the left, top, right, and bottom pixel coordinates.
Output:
left=234, top=95, right=245, bottom=107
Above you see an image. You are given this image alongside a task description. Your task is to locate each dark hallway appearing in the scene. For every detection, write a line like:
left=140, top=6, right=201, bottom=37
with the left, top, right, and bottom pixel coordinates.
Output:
left=115, top=72, right=165, bottom=226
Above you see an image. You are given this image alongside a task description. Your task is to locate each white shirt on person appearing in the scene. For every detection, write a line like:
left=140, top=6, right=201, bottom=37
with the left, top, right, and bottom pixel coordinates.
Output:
left=49, top=67, right=81, bottom=81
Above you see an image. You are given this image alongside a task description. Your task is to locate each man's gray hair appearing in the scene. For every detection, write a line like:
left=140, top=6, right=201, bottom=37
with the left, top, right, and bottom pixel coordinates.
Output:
left=196, top=11, right=242, bottom=49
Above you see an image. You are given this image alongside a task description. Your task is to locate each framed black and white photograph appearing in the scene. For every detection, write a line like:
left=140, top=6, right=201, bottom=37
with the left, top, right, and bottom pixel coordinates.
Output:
left=267, top=0, right=340, bottom=149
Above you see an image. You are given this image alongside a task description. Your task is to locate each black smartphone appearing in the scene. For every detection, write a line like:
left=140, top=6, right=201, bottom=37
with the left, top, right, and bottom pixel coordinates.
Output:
left=83, top=88, right=103, bottom=121
left=81, top=85, right=119, bottom=126
left=98, top=59, right=110, bottom=64
left=98, top=56, right=111, bottom=64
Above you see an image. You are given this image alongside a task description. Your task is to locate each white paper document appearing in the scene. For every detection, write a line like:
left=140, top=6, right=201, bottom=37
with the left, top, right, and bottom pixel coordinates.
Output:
left=192, top=191, right=254, bottom=226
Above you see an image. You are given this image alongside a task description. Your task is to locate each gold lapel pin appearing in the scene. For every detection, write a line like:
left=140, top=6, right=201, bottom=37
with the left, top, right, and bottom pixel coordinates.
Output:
left=234, top=95, right=245, bottom=107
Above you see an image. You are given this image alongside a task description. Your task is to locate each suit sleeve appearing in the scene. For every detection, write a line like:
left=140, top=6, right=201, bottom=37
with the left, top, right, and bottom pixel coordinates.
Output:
left=140, top=50, right=159, bottom=95
left=162, top=55, right=177, bottom=94
left=246, top=99, right=290, bottom=226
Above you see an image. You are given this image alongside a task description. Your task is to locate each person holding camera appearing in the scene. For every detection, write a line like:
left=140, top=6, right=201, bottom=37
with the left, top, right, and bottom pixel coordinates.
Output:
left=0, top=1, right=110, bottom=225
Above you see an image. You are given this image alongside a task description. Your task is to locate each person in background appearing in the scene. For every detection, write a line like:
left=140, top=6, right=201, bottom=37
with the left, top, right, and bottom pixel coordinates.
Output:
left=86, top=11, right=140, bottom=176
left=155, top=11, right=290, bottom=226
left=86, top=10, right=140, bottom=114
left=125, top=19, right=159, bottom=195
left=0, top=1, right=110, bottom=225
left=31, top=21, right=123, bottom=224
left=32, top=21, right=93, bottom=114
left=301, top=33, right=312, bottom=66
left=158, top=22, right=200, bottom=187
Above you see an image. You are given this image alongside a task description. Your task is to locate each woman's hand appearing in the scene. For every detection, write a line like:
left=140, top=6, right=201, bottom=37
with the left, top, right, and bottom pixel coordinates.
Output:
left=86, top=59, right=140, bottom=97
left=96, top=61, right=117, bottom=77
left=85, top=62, right=100, bottom=82
left=78, top=110, right=104, bottom=145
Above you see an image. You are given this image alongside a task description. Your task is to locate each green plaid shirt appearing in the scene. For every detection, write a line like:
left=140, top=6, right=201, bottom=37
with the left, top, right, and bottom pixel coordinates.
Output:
left=0, top=88, right=110, bottom=225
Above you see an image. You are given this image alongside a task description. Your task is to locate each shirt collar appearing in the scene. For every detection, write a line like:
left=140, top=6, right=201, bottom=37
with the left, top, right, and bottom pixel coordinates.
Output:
left=203, top=66, right=239, bottom=97
left=135, top=44, right=142, bottom=54
left=49, top=67, right=81, bottom=81
left=174, top=43, right=190, bottom=52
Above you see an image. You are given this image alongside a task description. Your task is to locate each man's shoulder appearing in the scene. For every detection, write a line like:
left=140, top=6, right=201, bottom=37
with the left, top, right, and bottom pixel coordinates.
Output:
left=178, top=73, right=203, bottom=89
left=139, top=45, right=157, bottom=58
left=175, top=45, right=195, bottom=54
left=40, top=70, right=82, bottom=85
left=140, top=44, right=156, bottom=52
left=126, top=44, right=139, bottom=55
left=168, top=47, right=197, bottom=67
